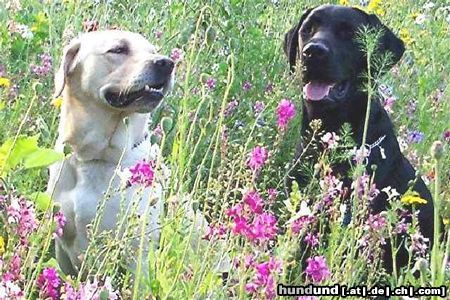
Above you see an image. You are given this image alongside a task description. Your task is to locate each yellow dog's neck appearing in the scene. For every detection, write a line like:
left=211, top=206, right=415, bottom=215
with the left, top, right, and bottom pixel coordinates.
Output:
left=56, top=88, right=150, bottom=163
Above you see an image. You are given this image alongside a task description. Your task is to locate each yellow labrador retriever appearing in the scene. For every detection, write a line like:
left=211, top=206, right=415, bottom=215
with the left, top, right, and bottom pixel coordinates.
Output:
left=47, top=30, right=174, bottom=275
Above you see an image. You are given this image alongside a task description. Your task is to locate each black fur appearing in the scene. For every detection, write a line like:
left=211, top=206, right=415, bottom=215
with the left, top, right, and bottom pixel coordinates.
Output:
left=283, top=4, right=435, bottom=273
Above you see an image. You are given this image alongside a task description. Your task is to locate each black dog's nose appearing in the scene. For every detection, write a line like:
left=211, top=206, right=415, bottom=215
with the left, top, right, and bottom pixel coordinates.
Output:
left=154, top=57, right=175, bottom=73
left=302, top=43, right=329, bottom=61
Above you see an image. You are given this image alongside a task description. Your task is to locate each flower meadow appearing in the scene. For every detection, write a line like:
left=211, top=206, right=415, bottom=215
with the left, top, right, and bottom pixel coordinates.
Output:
left=0, top=0, right=449, bottom=299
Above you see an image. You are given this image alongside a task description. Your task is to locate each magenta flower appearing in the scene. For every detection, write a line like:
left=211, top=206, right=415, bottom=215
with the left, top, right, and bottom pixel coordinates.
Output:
left=128, top=160, right=155, bottom=187
left=231, top=216, right=249, bottom=235
left=276, top=99, right=296, bottom=130
left=245, top=256, right=282, bottom=300
left=246, top=212, right=278, bottom=242
left=170, top=48, right=184, bottom=63
left=243, top=191, right=264, bottom=214
left=37, top=267, right=61, bottom=300
left=305, top=256, right=331, bottom=283
left=247, top=146, right=268, bottom=171
left=53, top=211, right=66, bottom=238
left=205, top=77, right=216, bottom=90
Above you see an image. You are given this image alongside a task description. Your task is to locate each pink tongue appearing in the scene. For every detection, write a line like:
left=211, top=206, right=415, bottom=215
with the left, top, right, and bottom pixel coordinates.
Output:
left=303, top=82, right=333, bottom=101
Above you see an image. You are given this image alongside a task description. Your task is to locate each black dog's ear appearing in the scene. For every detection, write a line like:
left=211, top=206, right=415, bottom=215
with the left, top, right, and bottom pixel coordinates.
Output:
left=283, top=7, right=315, bottom=72
left=366, top=13, right=405, bottom=68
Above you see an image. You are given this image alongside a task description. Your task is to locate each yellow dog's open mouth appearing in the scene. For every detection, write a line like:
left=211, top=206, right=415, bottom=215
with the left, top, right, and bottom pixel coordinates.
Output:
left=104, top=82, right=165, bottom=108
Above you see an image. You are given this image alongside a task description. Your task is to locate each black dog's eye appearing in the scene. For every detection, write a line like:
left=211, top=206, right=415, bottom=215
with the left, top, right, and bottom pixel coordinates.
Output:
left=336, top=22, right=354, bottom=39
left=107, top=45, right=129, bottom=55
left=302, top=23, right=316, bottom=37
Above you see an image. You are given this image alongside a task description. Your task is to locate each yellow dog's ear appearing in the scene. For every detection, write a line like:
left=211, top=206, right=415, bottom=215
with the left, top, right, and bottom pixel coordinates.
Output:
left=54, top=39, right=81, bottom=98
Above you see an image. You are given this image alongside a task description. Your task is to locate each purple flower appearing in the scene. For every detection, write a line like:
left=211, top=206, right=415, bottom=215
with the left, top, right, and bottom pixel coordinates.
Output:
left=36, top=267, right=61, bottom=300
left=154, top=30, right=163, bottom=39
left=128, top=160, right=155, bottom=187
left=205, top=77, right=216, bottom=90
left=276, top=99, right=296, bottom=130
left=53, top=211, right=66, bottom=238
left=383, top=96, right=396, bottom=114
left=365, top=213, right=387, bottom=231
left=0, top=64, right=5, bottom=77
left=265, top=83, right=274, bottom=94
left=406, top=99, right=417, bottom=117
left=224, top=99, right=239, bottom=116
left=291, top=215, right=315, bottom=234
left=443, top=130, right=450, bottom=142
left=170, top=48, right=184, bottom=63
left=304, top=232, right=319, bottom=248
left=253, top=101, right=265, bottom=114
left=305, top=256, right=331, bottom=283
left=407, top=130, right=424, bottom=143
left=247, top=146, right=268, bottom=171
left=410, top=232, right=429, bottom=256
left=242, top=81, right=252, bottom=91
left=30, top=53, right=52, bottom=76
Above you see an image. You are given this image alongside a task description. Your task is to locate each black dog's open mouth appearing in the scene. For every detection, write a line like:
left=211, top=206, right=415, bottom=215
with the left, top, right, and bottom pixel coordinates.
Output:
left=105, top=83, right=166, bottom=108
left=303, top=80, right=350, bottom=101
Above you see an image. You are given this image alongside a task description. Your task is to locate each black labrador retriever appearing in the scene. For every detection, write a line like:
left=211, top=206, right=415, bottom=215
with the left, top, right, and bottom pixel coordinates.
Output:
left=283, top=4, right=435, bottom=272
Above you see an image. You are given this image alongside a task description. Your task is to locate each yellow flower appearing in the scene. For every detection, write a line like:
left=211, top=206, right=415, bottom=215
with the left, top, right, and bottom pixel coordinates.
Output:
left=52, top=97, right=63, bottom=108
left=0, top=236, right=5, bottom=254
left=444, top=218, right=449, bottom=225
left=0, top=77, right=11, bottom=88
left=339, top=0, right=349, bottom=5
left=367, top=0, right=382, bottom=12
left=401, top=192, right=427, bottom=205
left=399, top=28, right=415, bottom=46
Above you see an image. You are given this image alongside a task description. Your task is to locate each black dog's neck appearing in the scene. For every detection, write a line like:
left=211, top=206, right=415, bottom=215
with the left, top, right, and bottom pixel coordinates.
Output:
left=301, top=87, right=386, bottom=145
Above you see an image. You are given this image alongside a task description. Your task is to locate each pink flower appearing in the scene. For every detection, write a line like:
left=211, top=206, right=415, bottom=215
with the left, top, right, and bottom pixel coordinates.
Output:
left=276, top=99, right=296, bottom=130
left=53, top=211, right=66, bottom=238
left=444, top=130, right=450, bottom=142
left=202, top=223, right=227, bottom=240
left=154, top=30, right=163, bottom=39
left=243, top=191, right=264, bottom=214
left=247, top=146, right=268, bottom=171
left=305, top=256, right=331, bottom=283
left=321, top=132, right=340, bottom=149
left=30, top=53, right=52, bottom=77
left=170, top=48, right=184, bottom=63
left=37, top=267, right=60, bottom=300
left=410, top=232, right=429, bottom=256
left=128, top=160, right=155, bottom=187
left=62, top=277, right=118, bottom=300
left=7, top=197, right=38, bottom=245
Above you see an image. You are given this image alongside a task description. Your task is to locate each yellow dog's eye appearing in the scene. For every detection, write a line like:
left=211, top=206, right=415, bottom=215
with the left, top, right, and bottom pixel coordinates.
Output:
left=107, top=45, right=129, bottom=55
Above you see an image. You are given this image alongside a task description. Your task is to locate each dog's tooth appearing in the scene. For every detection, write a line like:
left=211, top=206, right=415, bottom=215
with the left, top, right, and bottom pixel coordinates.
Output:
left=145, top=85, right=150, bottom=91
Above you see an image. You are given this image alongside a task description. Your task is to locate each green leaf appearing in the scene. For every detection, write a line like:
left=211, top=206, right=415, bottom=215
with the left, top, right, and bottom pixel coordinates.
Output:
left=99, top=290, right=109, bottom=300
left=0, top=135, right=39, bottom=175
left=28, top=192, right=52, bottom=211
left=23, top=148, right=64, bottom=169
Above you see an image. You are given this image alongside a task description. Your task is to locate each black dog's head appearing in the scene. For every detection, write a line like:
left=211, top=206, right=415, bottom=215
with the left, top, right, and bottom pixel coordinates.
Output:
left=284, top=5, right=404, bottom=104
